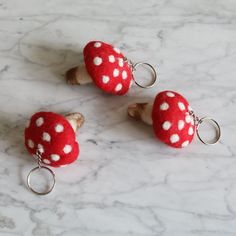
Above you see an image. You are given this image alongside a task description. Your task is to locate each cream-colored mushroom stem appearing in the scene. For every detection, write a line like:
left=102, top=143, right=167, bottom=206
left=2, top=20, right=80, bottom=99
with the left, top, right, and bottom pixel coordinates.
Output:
left=66, top=64, right=92, bottom=85
left=127, top=102, right=153, bottom=126
left=64, top=112, right=85, bottom=132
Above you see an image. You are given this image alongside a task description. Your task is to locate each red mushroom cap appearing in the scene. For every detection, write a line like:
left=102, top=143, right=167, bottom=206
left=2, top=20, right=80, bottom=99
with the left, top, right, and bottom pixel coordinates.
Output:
left=83, top=41, right=133, bottom=95
left=24, top=112, right=79, bottom=167
left=152, top=91, right=195, bottom=148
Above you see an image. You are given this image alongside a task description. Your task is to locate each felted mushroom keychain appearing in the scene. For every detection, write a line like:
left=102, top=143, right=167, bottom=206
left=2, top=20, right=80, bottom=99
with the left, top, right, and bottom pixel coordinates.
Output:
left=128, top=91, right=221, bottom=148
left=24, top=111, right=84, bottom=195
left=66, top=41, right=157, bottom=95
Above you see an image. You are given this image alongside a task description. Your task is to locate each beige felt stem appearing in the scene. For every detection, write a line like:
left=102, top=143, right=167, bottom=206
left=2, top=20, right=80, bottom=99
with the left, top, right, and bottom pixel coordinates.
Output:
left=127, top=102, right=153, bottom=126
left=64, top=113, right=85, bottom=132
left=66, top=64, right=92, bottom=85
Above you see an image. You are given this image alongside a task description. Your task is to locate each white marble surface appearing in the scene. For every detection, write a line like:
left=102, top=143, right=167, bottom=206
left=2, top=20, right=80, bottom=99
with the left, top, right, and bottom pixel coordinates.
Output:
left=0, top=0, right=236, bottom=235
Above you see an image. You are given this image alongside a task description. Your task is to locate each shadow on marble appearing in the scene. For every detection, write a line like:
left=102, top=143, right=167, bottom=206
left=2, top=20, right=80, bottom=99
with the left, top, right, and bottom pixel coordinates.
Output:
left=0, top=116, right=26, bottom=157
left=0, top=115, right=35, bottom=190
left=22, top=42, right=84, bottom=81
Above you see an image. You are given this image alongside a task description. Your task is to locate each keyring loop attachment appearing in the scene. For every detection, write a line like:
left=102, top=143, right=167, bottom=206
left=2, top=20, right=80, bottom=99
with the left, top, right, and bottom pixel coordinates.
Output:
left=196, top=117, right=221, bottom=145
left=189, top=111, right=221, bottom=145
left=27, top=150, right=56, bottom=195
left=124, top=58, right=157, bottom=88
left=27, top=166, right=55, bottom=195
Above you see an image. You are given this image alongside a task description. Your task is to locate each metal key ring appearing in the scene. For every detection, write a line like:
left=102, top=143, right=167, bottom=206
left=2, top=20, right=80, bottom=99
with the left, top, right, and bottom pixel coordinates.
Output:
left=196, top=117, right=221, bottom=145
left=27, top=166, right=56, bottom=195
left=132, top=62, right=157, bottom=89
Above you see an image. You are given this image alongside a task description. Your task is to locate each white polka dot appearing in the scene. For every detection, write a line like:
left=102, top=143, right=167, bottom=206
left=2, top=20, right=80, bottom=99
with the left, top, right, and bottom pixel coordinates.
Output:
left=42, top=132, right=51, bottom=142
left=55, top=124, right=64, bottom=133
left=162, top=121, right=171, bottom=130
left=166, top=92, right=175, bottom=97
left=63, top=144, right=72, bottom=154
left=115, top=83, right=122, bottom=92
left=170, top=134, right=180, bottom=143
left=43, top=159, right=51, bottom=164
left=37, top=144, right=44, bottom=153
left=122, top=71, right=127, bottom=79
left=113, top=47, right=120, bottom=54
left=160, top=102, right=169, bottom=110
left=28, top=139, right=34, bottom=148
left=178, top=102, right=185, bottom=111
left=60, top=164, right=68, bottom=168
left=93, top=57, right=102, bottom=66
left=185, top=114, right=191, bottom=123
left=94, top=42, right=102, bottom=48
left=178, top=120, right=185, bottom=130
left=25, top=120, right=30, bottom=128
left=102, top=75, right=110, bottom=84
left=108, top=55, right=115, bottom=63
left=118, top=58, right=124, bottom=67
left=51, top=154, right=60, bottom=161
left=36, top=117, right=44, bottom=127
left=113, top=68, right=119, bottom=77
left=188, top=127, right=194, bottom=135
left=182, top=140, right=189, bottom=147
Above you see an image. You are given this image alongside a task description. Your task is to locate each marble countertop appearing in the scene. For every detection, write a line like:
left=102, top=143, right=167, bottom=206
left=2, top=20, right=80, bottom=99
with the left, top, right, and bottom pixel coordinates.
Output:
left=0, top=0, right=236, bottom=235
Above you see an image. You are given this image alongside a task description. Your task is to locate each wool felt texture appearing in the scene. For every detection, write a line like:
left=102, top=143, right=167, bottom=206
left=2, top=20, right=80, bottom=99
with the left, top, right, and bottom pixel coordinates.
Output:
left=83, top=41, right=133, bottom=95
left=25, top=112, right=79, bottom=167
left=152, top=91, right=195, bottom=148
